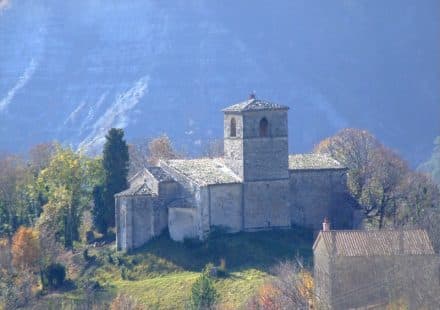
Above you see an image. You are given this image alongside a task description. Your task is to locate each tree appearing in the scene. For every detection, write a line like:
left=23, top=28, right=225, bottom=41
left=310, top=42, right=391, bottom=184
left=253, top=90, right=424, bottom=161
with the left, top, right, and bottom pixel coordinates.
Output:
left=37, top=146, right=103, bottom=248
left=11, top=226, right=40, bottom=272
left=0, top=155, right=38, bottom=237
left=419, top=136, right=440, bottom=185
left=147, top=134, right=179, bottom=166
left=0, top=238, right=11, bottom=272
left=190, top=264, right=219, bottom=310
left=314, top=128, right=440, bottom=230
left=128, top=138, right=150, bottom=177
left=41, top=263, right=66, bottom=290
left=98, top=128, right=129, bottom=231
left=246, top=260, right=313, bottom=309
left=0, top=144, right=57, bottom=238
left=28, top=142, right=56, bottom=176
left=92, top=184, right=106, bottom=234
left=314, top=128, right=409, bottom=228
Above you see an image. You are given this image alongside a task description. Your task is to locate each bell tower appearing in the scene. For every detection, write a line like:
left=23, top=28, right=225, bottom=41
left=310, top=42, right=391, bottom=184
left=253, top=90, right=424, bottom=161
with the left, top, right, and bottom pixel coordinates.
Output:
left=223, top=95, right=291, bottom=230
left=223, top=95, right=289, bottom=181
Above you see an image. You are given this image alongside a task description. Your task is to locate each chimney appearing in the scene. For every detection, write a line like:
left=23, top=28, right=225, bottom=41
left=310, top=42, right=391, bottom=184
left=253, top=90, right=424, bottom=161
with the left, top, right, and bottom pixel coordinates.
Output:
left=249, top=92, right=256, bottom=100
left=322, top=217, right=330, bottom=231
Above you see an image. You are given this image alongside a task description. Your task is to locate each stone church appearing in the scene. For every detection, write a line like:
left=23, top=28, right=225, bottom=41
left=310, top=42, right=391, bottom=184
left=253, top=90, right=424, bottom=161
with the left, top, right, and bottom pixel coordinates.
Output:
left=116, top=96, right=354, bottom=251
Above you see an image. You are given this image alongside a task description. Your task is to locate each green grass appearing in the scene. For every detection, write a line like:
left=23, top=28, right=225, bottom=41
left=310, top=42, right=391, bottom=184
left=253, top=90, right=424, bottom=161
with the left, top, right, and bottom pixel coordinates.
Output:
left=68, top=227, right=314, bottom=309
left=112, top=269, right=268, bottom=309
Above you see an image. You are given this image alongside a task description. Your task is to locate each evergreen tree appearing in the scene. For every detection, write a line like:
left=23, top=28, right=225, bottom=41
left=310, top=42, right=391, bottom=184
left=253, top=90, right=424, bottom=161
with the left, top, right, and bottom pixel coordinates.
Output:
left=92, top=185, right=106, bottom=234
left=98, top=128, right=129, bottom=232
left=189, top=264, right=219, bottom=310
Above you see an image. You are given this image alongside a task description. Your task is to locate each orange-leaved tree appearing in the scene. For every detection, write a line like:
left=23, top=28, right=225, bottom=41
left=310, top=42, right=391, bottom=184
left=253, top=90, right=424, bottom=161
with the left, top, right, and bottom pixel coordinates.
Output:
left=11, top=226, right=40, bottom=271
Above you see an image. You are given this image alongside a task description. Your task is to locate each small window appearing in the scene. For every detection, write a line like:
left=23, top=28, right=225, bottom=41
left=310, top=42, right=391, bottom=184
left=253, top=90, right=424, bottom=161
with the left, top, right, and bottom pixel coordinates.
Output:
left=259, top=117, right=268, bottom=137
left=230, top=118, right=237, bottom=137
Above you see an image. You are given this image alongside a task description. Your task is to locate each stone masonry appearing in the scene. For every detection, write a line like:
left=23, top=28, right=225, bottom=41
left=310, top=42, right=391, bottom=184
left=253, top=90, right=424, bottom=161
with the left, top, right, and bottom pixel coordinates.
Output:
left=116, top=97, right=354, bottom=251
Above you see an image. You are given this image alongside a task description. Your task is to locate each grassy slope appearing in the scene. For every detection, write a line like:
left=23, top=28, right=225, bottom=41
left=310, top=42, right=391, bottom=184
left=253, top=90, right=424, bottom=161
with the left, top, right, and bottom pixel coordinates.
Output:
left=26, top=227, right=314, bottom=309
left=87, top=227, right=314, bottom=309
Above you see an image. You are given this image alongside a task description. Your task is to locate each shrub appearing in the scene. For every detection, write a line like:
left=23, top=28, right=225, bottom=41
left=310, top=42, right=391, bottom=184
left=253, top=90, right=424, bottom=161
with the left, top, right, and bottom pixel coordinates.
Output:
left=108, top=252, right=122, bottom=265
left=217, top=258, right=228, bottom=278
left=41, top=263, right=66, bottom=290
left=189, top=264, right=219, bottom=310
left=86, top=231, right=95, bottom=244
left=121, top=266, right=129, bottom=280
left=110, top=293, right=144, bottom=310
left=246, top=260, right=313, bottom=309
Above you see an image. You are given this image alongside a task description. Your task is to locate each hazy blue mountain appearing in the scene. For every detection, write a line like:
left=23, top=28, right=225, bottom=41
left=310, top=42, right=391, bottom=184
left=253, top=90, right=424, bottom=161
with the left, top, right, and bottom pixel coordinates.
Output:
left=0, top=0, right=439, bottom=165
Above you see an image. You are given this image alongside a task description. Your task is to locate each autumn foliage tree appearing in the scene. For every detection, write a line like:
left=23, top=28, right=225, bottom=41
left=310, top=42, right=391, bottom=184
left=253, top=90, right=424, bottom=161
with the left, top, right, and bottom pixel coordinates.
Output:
left=147, top=134, right=179, bottom=166
left=247, top=261, right=313, bottom=309
left=11, top=226, right=40, bottom=271
left=315, top=128, right=440, bottom=229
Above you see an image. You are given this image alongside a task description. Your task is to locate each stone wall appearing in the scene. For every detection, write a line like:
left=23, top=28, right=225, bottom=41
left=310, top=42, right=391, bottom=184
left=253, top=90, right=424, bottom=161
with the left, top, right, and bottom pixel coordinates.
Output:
left=242, top=110, right=288, bottom=138
left=243, top=137, right=288, bottom=181
left=313, top=238, right=331, bottom=308
left=168, top=207, right=198, bottom=241
left=329, top=255, right=440, bottom=309
left=224, top=110, right=289, bottom=181
left=160, top=162, right=209, bottom=240
left=289, top=169, right=352, bottom=230
left=224, top=114, right=244, bottom=178
left=209, top=183, right=243, bottom=232
left=243, top=179, right=290, bottom=229
left=115, top=195, right=154, bottom=251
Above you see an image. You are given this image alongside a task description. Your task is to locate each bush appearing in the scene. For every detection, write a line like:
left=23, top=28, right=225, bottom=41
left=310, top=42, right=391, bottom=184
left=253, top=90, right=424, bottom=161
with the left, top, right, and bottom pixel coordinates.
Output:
left=189, top=264, right=219, bottom=310
left=41, top=263, right=66, bottom=290
left=83, top=249, right=94, bottom=262
left=110, top=293, right=144, bottom=310
left=86, top=231, right=95, bottom=244
left=121, top=266, right=130, bottom=280
left=108, top=252, right=122, bottom=265
left=217, top=258, right=228, bottom=278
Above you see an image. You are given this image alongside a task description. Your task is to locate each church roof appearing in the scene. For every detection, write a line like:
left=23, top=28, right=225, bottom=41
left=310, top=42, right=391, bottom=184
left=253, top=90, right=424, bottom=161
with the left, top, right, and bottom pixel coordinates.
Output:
left=313, top=229, right=435, bottom=257
left=115, top=182, right=152, bottom=197
left=289, top=154, right=346, bottom=170
left=147, top=166, right=174, bottom=182
left=165, top=158, right=241, bottom=186
left=222, top=98, right=289, bottom=112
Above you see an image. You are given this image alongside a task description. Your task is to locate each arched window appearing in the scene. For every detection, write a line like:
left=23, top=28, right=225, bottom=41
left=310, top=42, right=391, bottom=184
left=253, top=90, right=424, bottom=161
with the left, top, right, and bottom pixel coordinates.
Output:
left=259, top=117, right=268, bottom=137
left=230, top=118, right=237, bottom=137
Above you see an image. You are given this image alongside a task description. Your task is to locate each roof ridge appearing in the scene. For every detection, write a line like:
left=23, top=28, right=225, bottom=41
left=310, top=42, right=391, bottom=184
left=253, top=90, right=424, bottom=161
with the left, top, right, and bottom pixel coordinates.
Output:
left=316, top=229, right=434, bottom=257
left=223, top=98, right=289, bottom=112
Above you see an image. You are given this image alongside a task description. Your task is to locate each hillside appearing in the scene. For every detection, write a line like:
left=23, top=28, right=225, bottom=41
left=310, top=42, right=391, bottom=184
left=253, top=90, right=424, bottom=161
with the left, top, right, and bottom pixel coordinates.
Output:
left=30, top=228, right=314, bottom=309
left=1, top=1, right=439, bottom=165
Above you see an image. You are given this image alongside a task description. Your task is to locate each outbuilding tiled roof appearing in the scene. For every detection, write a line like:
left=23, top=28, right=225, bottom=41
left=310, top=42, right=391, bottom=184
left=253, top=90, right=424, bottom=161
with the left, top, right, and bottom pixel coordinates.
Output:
left=314, top=229, right=435, bottom=257
left=223, top=98, right=289, bottom=112
left=289, top=154, right=346, bottom=170
left=165, top=158, right=241, bottom=186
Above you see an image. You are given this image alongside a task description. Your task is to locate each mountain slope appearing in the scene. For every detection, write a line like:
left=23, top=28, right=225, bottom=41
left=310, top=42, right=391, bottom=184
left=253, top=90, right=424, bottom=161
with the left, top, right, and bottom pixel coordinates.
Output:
left=0, top=0, right=439, bottom=164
